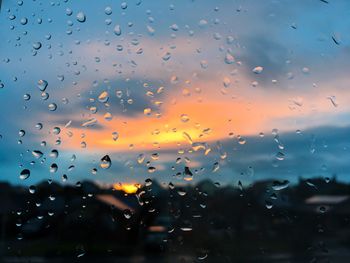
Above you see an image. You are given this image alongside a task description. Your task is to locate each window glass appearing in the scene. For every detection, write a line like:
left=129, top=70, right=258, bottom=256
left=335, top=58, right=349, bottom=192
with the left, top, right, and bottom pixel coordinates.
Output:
left=1, top=0, right=350, bottom=261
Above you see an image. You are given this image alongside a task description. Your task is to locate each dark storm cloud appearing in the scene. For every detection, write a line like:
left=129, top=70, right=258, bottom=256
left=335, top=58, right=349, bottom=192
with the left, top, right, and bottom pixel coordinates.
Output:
left=239, top=35, right=289, bottom=85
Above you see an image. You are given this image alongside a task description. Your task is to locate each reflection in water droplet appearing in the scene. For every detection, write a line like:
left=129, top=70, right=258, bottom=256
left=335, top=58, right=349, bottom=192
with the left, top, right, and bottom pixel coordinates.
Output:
left=100, top=155, right=112, bottom=169
left=145, top=178, right=152, bottom=186
left=148, top=166, right=156, bottom=173
left=76, top=12, right=86, bottom=23
left=20, top=169, right=30, bottom=180
left=18, top=130, right=25, bottom=137
left=265, top=201, right=273, bottom=209
left=253, top=66, right=263, bottom=74
left=104, top=6, right=113, bottom=15
left=272, top=180, right=289, bottom=191
left=35, top=123, right=43, bottom=130
left=112, top=132, right=119, bottom=141
left=48, top=103, right=57, bottom=111
left=275, top=152, right=285, bottom=161
left=33, top=42, right=42, bottom=50
left=23, top=94, right=31, bottom=101
left=49, top=149, right=59, bottom=158
left=137, top=154, right=145, bottom=164
left=37, top=80, right=48, bottom=91
left=98, top=91, right=109, bottom=103
left=32, top=150, right=43, bottom=159
left=180, top=114, right=190, bottom=122
left=29, top=185, right=36, bottom=194
left=212, top=162, right=220, bottom=172
left=123, top=209, right=132, bottom=219
left=114, top=24, right=122, bottom=36
left=50, top=163, right=58, bottom=173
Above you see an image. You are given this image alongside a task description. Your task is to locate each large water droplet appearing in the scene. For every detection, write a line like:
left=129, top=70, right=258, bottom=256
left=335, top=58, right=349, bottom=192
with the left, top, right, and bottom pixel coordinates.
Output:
left=112, top=132, right=119, bottom=141
left=98, top=91, right=109, bottom=103
left=76, top=12, right=86, bottom=23
left=271, top=180, right=289, bottom=191
left=114, top=24, right=122, bottom=36
left=48, top=103, right=57, bottom=111
left=32, top=150, right=43, bottom=159
left=37, top=80, right=48, bottom=91
left=100, top=155, right=112, bottom=169
left=20, top=169, right=30, bottom=180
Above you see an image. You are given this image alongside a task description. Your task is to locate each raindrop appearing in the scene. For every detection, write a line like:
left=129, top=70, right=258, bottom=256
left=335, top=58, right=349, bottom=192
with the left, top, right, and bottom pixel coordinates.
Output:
left=145, top=178, right=152, bottom=186
left=50, top=163, right=58, bottom=173
left=98, top=91, right=109, bottom=103
left=29, top=185, right=36, bottom=194
left=76, top=12, right=86, bottom=23
left=32, top=150, right=43, bottom=159
left=20, top=17, right=28, bottom=25
left=49, top=149, right=59, bottom=158
left=35, top=123, right=43, bottom=130
left=253, top=66, right=263, bottom=74
left=123, top=209, right=132, bottom=219
left=48, top=103, right=57, bottom=111
left=33, top=42, right=42, bottom=50
left=23, top=94, right=31, bottom=101
left=148, top=166, right=156, bottom=173
left=212, top=162, right=220, bottom=172
left=114, top=24, right=122, bottom=36
left=100, top=155, right=112, bottom=169
left=18, top=130, right=25, bottom=137
left=20, top=169, right=30, bottom=180
left=37, top=80, right=48, bottom=91
left=265, top=201, right=273, bottom=209
left=224, top=53, right=235, bottom=64
left=66, top=8, right=73, bottom=16
left=180, top=114, right=190, bottom=122
left=137, top=154, right=145, bottom=164
left=275, top=152, right=285, bottom=161
left=121, top=2, right=128, bottom=9
left=327, top=96, right=338, bottom=107
left=271, top=180, right=289, bottom=191
left=104, top=6, right=112, bottom=15
left=52, top=127, right=61, bottom=135
left=112, top=132, right=119, bottom=141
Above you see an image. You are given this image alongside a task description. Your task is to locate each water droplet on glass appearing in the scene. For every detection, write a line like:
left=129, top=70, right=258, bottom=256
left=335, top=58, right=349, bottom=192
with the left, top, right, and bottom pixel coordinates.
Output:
left=180, top=114, right=190, bottom=122
left=76, top=12, right=86, bottom=23
left=112, top=132, right=119, bottom=141
left=18, top=130, right=25, bottom=137
left=327, top=96, right=338, bottom=107
left=29, top=185, right=36, bottom=194
left=114, top=24, right=122, bottom=36
left=145, top=178, right=152, bottom=186
left=49, top=149, right=59, bottom=158
left=123, top=209, right=132, bottom=219
left=137, top=154, right=145, bottom=164
left=50, top=163, right=58, bottom=173
left=33, top=42, right=42, bottom=50
left=272, top=180, right=289, bottom=191
left=37, top=80, right=48, bottom=91
left=148, top=166, right=156, bottom=173
left=32, top=150, right=43, bottom=159
left=275, top=152, right=285, bottom=161
left=100, top=155, right=112, bottom=169
left=98, top=91, right=109, bottom=103
left=253, top=66, right=263, bottom=74
left=20, top=169, right=30, bottom=180
left=104, top=6, right=112, bottom=15
left=20, top=17, right=28, bottom=25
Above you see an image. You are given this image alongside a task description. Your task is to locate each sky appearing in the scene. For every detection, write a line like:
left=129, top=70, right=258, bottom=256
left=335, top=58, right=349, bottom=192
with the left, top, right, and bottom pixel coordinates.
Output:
left=0, top=0, right=350, bottom=188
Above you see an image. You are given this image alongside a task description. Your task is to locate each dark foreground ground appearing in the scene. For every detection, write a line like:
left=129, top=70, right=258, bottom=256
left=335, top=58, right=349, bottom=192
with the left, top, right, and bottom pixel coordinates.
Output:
left=1, top=177, right=350, bottom=262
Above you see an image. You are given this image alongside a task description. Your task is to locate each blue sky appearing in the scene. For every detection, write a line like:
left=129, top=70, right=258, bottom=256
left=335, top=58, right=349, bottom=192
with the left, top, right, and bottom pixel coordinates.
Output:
left=1, top=0, right=350, bottom=187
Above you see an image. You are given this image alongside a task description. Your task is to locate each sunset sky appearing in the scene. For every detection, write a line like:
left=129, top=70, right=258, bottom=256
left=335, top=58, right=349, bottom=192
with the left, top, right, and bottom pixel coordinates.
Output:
left=1, top=0, right=350, bottom=187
